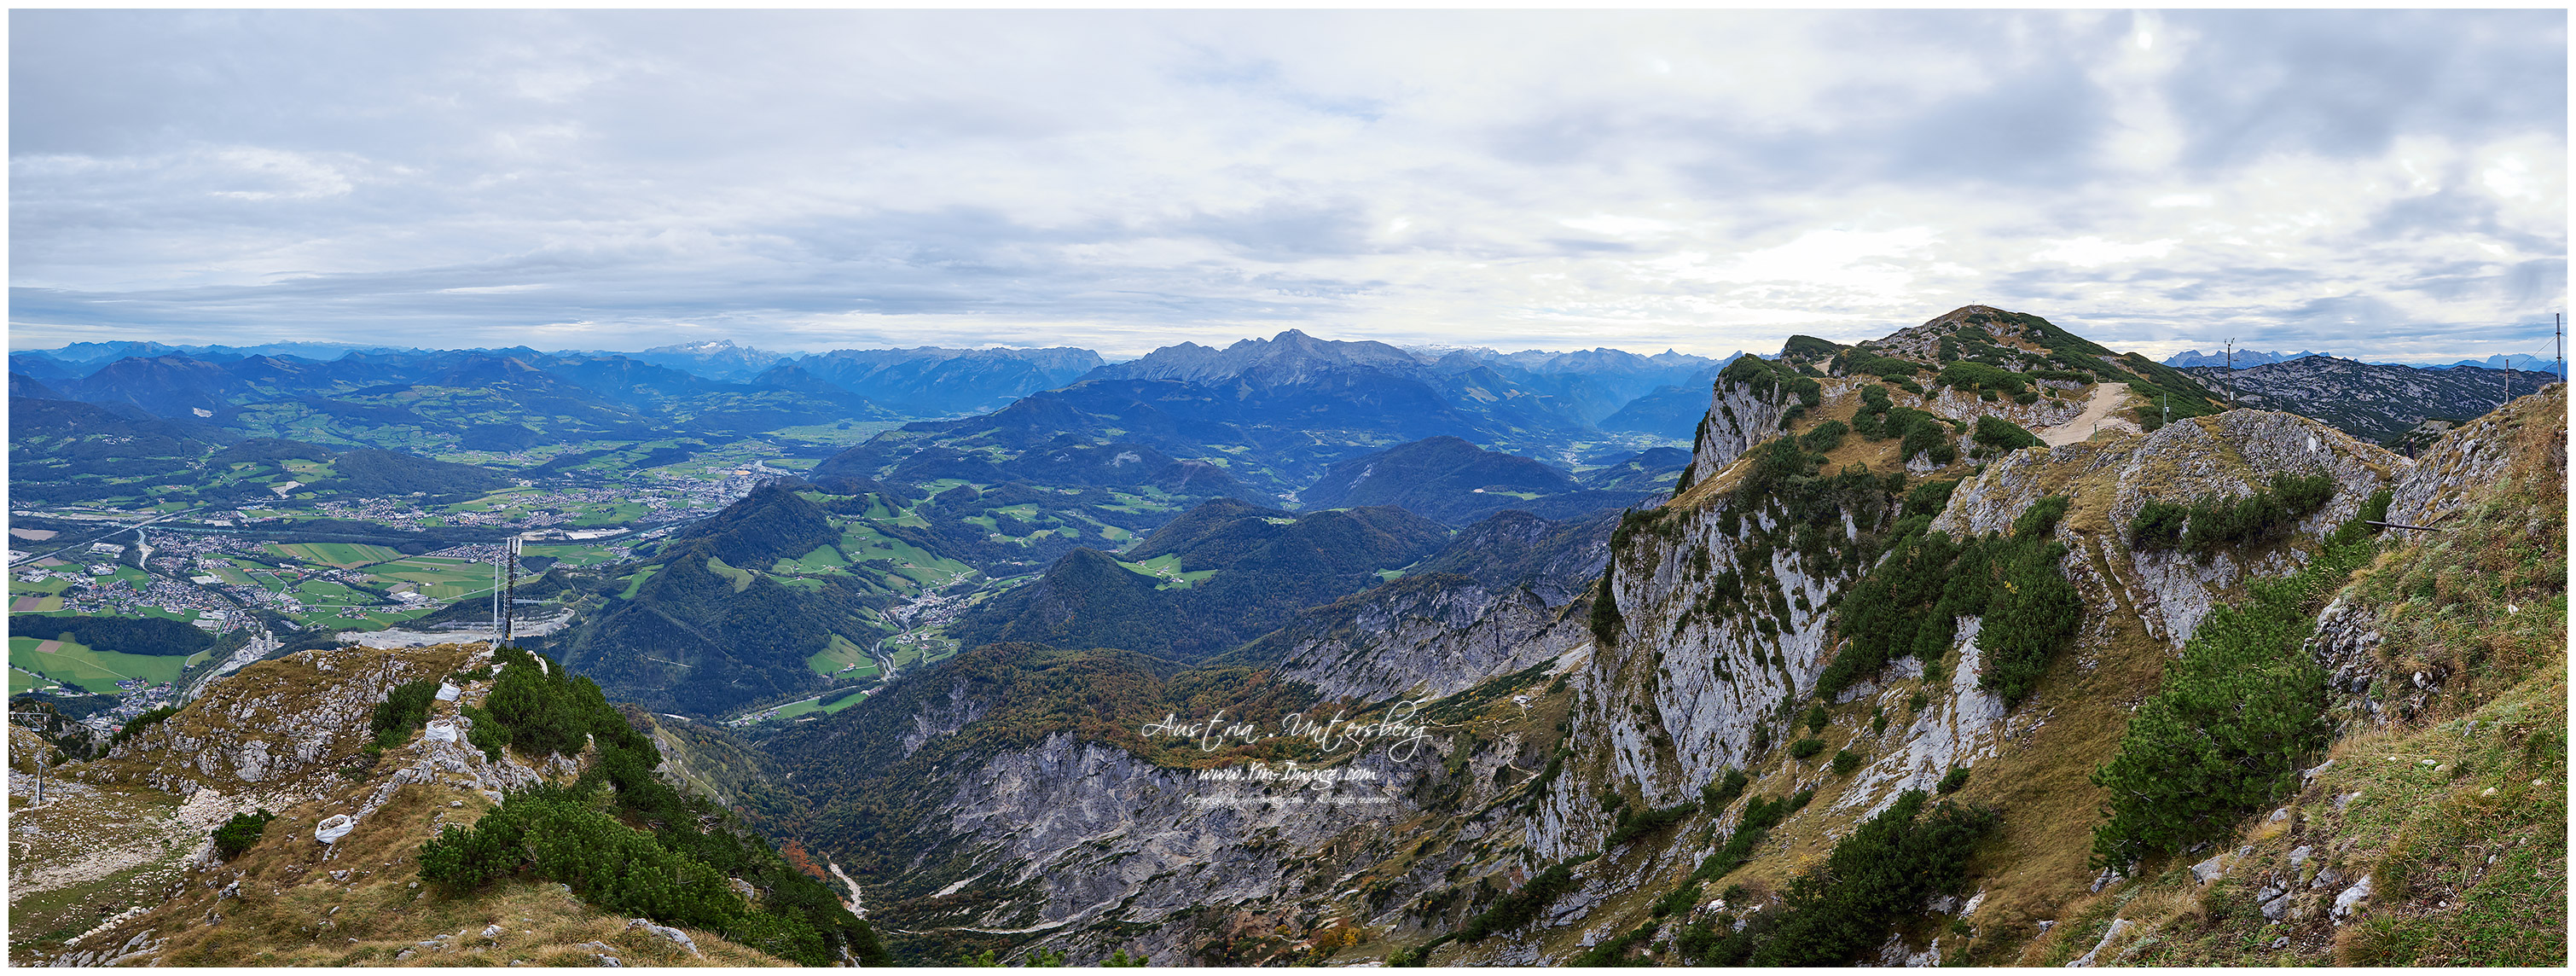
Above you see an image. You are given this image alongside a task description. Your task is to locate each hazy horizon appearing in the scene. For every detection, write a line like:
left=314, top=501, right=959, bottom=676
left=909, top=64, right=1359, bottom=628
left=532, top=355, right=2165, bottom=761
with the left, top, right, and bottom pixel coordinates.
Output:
left=10, top=322, right=2563, bottom=372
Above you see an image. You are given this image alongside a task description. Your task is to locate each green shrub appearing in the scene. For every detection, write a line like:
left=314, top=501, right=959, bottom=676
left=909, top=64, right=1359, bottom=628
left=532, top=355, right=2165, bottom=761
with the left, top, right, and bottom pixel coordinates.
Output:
left=2129, top=473, right=2337, bottom=556
left=1608, top=800, right=1701, bottom=845
left=108, top=705, right=179, bottom=749
left=1972, top=415, right=2044, bottom=452
left=1974, top=512, right=2080, bottom=707
left=1743, top=792, right=2000, bottom=965
left=1935, top=361, right=2028, bottom=397
left=1831, top=750, right=1863, bottom=776
left=1802, top=703, right=1829, bottom=734
left=1902, top=479, right=1958, bottom=519
left=212, top=808, right=276, bottom=860
left=1587, top=575, right=1624, bottom=648
left=484, top=646, right=617, bottom=758
left=1822, top=496, right=2079, bottom=707
left=421, top=644, right=891, bottom=967
left=1847, top=355, right=1922, bottom=380
left=1936, top=767, right=1969, bottom=793
left=1788, top=738, right=1825, bottom=759
left=369, top=678, right=441, bottom=749
left=1781, top=335, right=1843, bottom=361
left=1690, top=793, right=1796, bottom=886
left=1799, top=420, right=1849, bottom=454
left=1700, top=769, right=1750, bottom=811
left=2087, top=537, right=2367, bottom=868
left=1458, top=855, right=1597, bottom=941
left=1719, top=355, right=1824, bottom=410
left=1871, top=707, right=1888, bottom=735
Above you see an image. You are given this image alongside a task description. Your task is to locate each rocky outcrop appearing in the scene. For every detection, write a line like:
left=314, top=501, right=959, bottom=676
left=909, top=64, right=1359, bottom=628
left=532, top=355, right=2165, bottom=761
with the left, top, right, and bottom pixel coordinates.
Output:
left=1935, top=409, right=2399, bottom=648
left=85, top=643, right=479, bottom=798
left=1681, top=372, right=1801, bottom=491
left=1272, top=577, right=1590, bottom=702
left=936, top=733, right=1423, bottom=947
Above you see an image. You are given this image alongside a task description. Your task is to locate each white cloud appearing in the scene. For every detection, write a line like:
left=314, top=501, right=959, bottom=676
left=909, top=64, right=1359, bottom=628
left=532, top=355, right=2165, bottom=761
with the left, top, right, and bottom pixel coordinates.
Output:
left=6, top=10, right=2563, bottom=361
left=2034, top=236, right=2179, bottom=269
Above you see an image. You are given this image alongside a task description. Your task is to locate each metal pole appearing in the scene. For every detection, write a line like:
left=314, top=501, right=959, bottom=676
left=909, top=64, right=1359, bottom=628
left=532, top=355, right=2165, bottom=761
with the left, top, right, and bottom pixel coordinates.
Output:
left=2223, top=339, right=2235, bottom=409
left=490, top=547, right=504, bottom=653
left=502, top=537, right=519, bottom=648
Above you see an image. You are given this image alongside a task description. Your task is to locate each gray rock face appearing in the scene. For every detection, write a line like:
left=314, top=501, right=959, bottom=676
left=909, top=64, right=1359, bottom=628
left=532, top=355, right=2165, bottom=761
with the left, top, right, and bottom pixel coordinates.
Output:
left=2260, top=892, right=2293, bottom=921
left=2383, top=398, right=2538, bottom=529
left=924, top=731, right=1427, bottom=961
left=1273, top=579, right=1589, bottom=702
left=1680, top=372, right=1805, bottom=490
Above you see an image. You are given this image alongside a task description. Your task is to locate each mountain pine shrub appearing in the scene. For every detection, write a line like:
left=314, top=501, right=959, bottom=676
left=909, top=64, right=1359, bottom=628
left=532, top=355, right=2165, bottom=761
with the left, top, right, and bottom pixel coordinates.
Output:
left=2086, top=535, right=2370, bottom=869
left=1743, top=791, right=2000, bottom=965
left=2128, top=473, right=2337, bottom=556
left=1971, top=415, right=2044, bottom=453
left=212, top=808, right=275, bottom=860
left=368, top=678, right=440, bottom=748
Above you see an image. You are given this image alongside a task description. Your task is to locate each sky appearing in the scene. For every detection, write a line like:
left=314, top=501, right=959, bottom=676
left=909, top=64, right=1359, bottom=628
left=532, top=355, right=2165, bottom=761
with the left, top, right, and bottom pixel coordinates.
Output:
left=9, top=9, right=2567, bottom=363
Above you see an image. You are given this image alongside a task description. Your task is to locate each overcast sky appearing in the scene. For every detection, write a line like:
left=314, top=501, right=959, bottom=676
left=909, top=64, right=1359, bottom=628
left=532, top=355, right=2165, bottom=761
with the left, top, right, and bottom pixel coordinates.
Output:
left=10, top=9, right=2566, bottom=362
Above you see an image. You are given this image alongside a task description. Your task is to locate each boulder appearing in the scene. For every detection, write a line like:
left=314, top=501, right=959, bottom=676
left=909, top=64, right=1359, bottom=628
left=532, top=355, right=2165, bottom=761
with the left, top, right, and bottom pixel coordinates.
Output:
left=2331, top=874, right=2373, bottom=923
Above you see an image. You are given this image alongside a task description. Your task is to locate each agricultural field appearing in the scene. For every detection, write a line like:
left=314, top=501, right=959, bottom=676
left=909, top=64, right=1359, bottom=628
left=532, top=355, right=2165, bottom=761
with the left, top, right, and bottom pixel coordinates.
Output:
left=367, top=556, right=497, bottom=601
left=804, top=633, right=880, bottom=678
left=1119, top=554, right=1217, bottom=590
left=9, top=574, right=74, bottom=613
left=264, top=542, right=405, bottom=568
left=769, top=686, right=873, bottom=721
left=8, top=636, right=189, bottom=694
left=837, top=526, right=974, bottom=586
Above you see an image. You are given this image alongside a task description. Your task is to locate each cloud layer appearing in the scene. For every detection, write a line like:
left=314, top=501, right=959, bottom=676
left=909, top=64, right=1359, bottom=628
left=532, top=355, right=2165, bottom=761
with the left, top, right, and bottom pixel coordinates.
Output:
left=10, top=10, right=2565, bottom=361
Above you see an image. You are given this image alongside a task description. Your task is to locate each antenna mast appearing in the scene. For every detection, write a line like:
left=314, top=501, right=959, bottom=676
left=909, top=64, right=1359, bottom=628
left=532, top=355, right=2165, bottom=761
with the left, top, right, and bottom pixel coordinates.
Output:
left=2222, top=338, right=2236, bottom=409
left=489, top=545, right=504, bottom=653
left=500, top=537, right=521, bottom=648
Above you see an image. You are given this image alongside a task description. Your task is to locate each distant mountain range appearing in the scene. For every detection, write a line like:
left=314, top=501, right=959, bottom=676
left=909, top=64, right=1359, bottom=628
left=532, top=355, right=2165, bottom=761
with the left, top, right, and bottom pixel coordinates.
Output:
left=2162, top=348, right=2325, bottom=369
left=2164, top=347, right=2566, bottom=377
left=2181, top=355, right=2562, bottom=443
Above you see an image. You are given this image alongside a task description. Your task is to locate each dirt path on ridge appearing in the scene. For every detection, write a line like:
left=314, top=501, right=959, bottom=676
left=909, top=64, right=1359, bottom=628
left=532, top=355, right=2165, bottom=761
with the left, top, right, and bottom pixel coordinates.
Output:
left=2039, top=381, right=2141, bottom=446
